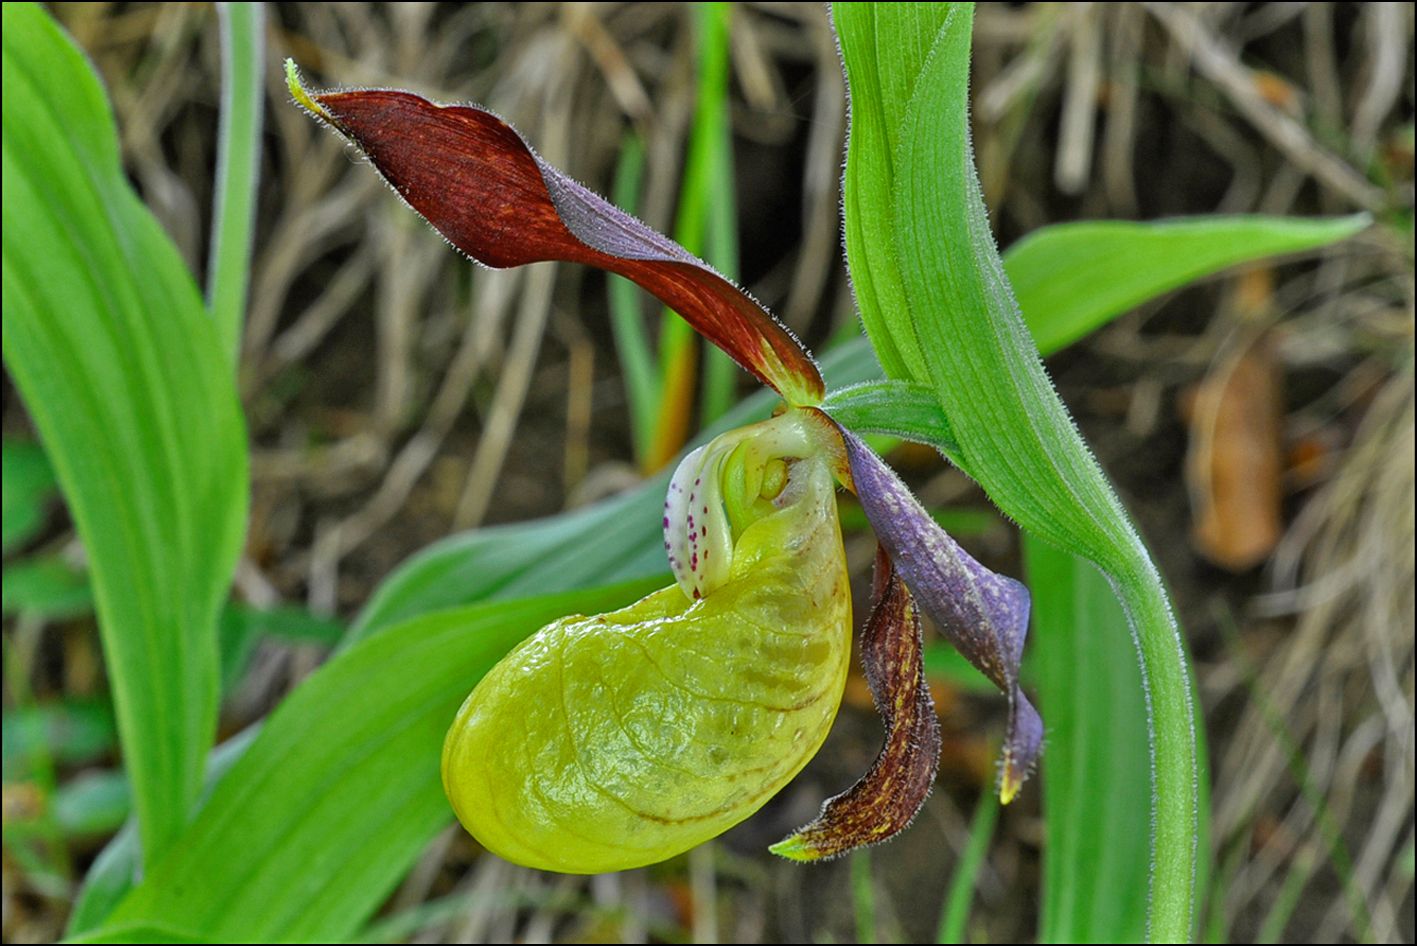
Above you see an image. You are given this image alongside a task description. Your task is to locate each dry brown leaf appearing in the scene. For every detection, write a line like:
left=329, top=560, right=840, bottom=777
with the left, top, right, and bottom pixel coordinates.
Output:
left=1183, top=336, right=1285, bottom=570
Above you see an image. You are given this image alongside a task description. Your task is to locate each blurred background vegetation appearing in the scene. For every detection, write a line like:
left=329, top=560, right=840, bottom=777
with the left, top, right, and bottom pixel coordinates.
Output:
left=3, top=2, right=1413, bottom=942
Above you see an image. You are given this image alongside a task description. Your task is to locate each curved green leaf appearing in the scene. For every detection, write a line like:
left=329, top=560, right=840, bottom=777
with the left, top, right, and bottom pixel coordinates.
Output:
left=2, top=2, right=248, bottom=866
left=1025, top=538, right=1150, bottom=942
left=1005, top=214, right=1370, bottom=354
left=900, top=6, right=1201, bottom=931
left=107, top=580, right=661, bottom=942
left=2, top=438, right=57, bottom=554
left=836, top=3, right=944, bottom=381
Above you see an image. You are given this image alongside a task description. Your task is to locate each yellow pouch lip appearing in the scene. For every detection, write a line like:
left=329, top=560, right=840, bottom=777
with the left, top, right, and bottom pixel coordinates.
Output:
left=442, top=444, right=851, bottom=874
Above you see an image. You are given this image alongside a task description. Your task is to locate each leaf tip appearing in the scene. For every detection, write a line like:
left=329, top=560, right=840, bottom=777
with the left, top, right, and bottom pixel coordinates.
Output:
left=1343, top=210, right=1375, bottom=236
left=285, top=59, right=332, bottom=123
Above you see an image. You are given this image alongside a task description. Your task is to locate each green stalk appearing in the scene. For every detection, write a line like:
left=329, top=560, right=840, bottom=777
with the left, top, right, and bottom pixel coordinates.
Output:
left=936, top=792, right=999, bottom=944
left=645, top=1, right=738, bottom=469
left=850, top=848, right=878, bottom=944
left=206, top=2, right=265, bottom=365
left=695, top=1, right=740, bottom=425
left=608, top=135, right=661, bottom=462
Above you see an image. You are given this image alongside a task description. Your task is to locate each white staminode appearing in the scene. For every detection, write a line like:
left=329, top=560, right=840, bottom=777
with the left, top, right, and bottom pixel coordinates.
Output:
left=664, top=443, right=734, bottom=601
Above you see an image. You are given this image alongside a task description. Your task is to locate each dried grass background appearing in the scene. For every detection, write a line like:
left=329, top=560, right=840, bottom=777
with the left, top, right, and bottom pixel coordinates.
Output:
left=3, top=2, right=1413, bottom=943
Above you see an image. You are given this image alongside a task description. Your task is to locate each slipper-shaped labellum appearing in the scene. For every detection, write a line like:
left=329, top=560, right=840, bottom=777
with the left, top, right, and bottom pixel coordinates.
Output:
left=288, top=63, right=1043, bottom=870
left=444, top=411, right=851, bottom=872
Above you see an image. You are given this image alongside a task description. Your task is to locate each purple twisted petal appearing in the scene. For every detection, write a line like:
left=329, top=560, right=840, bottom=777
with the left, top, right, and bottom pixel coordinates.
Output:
left=838, top=427, right=1043, bottom=801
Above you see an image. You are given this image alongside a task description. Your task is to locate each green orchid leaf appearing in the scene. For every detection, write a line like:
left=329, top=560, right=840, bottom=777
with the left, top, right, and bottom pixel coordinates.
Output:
left=103, top=581, right=661, bottom=941
left=2, top=438, right=57, bottom=555
left=1025, top=538, right=1151, bottom=942
left=1025, top=536, right=1212, bottom=943
left=835, top=3, right=946, bottom=381
left=1005, top=214, right=1370, bottom=354
left=821, top=380, right=961, bottom=463
left=2, top=2, right=248, bottom=867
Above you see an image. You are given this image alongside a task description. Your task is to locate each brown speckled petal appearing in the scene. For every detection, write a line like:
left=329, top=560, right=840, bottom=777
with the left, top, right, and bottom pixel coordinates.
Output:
left=772, top=546, right=941, bottom=860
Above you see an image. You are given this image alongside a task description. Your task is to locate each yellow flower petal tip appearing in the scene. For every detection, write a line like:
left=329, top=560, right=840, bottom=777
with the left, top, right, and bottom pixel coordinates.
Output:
left=999, top=770, right=1023, bottom=806
left=284, top=59, right=332, bottom=122
left=769, top=834, right=820, bottom=863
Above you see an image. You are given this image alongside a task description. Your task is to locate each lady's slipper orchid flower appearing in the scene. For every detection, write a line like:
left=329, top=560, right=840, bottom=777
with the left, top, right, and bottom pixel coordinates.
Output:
left=288, top=63, right=1042, bottom=870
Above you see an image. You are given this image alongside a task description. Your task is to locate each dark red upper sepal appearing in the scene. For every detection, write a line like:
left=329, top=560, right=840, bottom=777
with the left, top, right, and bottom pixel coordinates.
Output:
left=306, top=84, right=823, bottom=406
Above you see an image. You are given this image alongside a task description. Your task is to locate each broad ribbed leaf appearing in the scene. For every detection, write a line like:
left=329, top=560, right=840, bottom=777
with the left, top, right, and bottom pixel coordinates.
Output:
left=836, top=2, right=945, bottom=381
left=287, top=65, right=822, bottom=406
left=107, top=581, right=661, bottom=942
left=2, top=2, right=247, bottom=866
left=1025, top=538, right=1149, bottom=943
